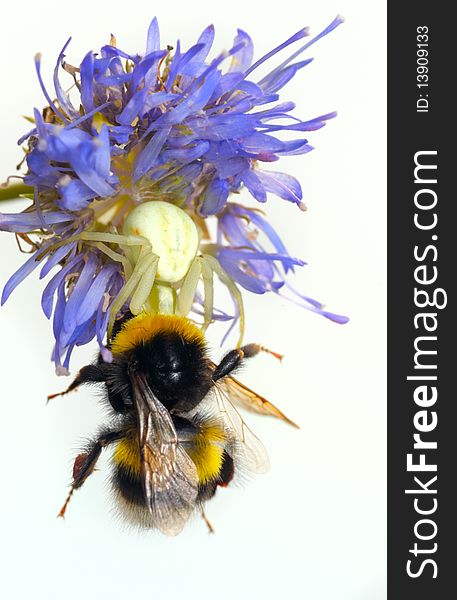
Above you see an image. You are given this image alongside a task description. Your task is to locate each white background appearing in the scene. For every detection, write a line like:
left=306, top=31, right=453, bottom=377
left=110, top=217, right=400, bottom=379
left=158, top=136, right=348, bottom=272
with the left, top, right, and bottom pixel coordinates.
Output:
left=0, top=1, right=386, bottom=598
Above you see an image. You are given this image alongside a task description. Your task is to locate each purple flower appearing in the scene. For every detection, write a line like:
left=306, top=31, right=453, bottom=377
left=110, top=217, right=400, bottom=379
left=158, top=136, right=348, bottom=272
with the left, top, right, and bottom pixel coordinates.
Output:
left=18, top=15, right=343, bottom=215
left=0, top=212, right=124, bottom=374
left=0, top=16, right=347, bottom=373
left=214, top=203, right=348, bottom=324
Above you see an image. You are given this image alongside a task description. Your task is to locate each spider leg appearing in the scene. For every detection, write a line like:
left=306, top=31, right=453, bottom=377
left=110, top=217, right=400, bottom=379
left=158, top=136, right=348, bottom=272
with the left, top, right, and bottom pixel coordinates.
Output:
left=176, top=257, right=202, bottom=317
left=107, top=247, right=159, bottom=335
left=200, top=258, right=214, bottom=334
left=202, top=255, right=245, bottom=347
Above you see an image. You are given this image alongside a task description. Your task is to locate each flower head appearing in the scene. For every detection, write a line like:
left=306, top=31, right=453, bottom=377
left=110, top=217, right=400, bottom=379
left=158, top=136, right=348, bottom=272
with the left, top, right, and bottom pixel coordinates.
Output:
left=0, top=16, right=347, bottom=373
left=21, top=15, right=343, bottom=214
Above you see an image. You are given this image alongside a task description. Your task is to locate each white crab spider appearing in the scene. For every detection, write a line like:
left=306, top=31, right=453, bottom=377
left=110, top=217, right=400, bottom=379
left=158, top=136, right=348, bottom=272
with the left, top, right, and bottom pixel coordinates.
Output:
left=39, top=201, right=245, bottom=345
left=120, top=200, right=245, bottom=343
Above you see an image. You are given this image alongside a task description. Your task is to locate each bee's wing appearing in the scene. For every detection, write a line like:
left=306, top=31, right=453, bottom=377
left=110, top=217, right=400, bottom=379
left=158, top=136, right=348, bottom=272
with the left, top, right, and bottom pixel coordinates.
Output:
left=130, top=371, right=198, bottom=536
left=215, top=370, right=299, bottom=429
left=213, top=383, right=270, bottom=474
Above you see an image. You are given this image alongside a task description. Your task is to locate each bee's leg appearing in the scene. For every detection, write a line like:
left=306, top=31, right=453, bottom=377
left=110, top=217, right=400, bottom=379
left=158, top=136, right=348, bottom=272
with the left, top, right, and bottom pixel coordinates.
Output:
left=200, top=505, right=215, bottom=534
left=212, top=343, right=283, bottom=382
left=58, top=429, right=122, bottom=518
left=47, top=364, right=108, bottom=402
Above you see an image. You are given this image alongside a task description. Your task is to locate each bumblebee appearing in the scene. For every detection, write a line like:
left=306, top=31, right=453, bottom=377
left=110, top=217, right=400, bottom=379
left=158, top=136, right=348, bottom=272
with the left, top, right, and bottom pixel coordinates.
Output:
left=53, top=313, right=296, bottom=535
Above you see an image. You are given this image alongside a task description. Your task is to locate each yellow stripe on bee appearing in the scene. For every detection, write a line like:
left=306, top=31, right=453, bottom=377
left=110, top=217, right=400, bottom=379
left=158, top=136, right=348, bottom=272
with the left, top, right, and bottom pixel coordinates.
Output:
left=186, top=423, right=226, bottom=485
left=113, top=423, right=226, bottom=485
left=113, top=433, right=141, bottom=475
left=111, top=313, right=205, bottom=355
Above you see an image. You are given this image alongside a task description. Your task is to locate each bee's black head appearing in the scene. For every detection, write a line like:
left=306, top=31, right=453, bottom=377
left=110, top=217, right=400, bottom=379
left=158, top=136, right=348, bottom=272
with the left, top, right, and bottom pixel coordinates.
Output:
left=131, top=331, right=212, bottom=411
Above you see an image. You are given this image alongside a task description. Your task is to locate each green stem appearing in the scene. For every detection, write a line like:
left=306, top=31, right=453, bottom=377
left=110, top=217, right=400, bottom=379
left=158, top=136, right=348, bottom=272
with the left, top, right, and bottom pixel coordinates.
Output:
left=0, top=183, right=34, bottom=202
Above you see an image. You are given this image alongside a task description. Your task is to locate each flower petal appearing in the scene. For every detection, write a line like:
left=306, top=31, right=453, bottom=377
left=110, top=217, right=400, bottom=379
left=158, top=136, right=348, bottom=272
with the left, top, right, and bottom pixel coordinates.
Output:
left=242, top=170, right=267, bottom=203
left=1, top=249, right=44, bottom=304
left=69, top=126, right=116, bottom=196
left=75, top=265, right=117, bottom=325
left=40, top=242, right=77, bottom=279
left=60, top=253, right=98, bottom=345
left=193, top=25, right=215, bottom=62
left=53, top=38, right=79, bottom=119
left=200, top=178, right=230, bottom=216
left=41, top=256, right=82, bottom=318
left=228, top=29, right=254, bottom=73
left=57, top=177, right=98, bottom=210
left=146, top=17, right=160, bottom=53
left=256, top=169, right=303, bottom=205
left=80, top=51, right=95, bottom=113
left=133, top=127, right=171, bottom=181
left=0, top=211, right=72, bottom=233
